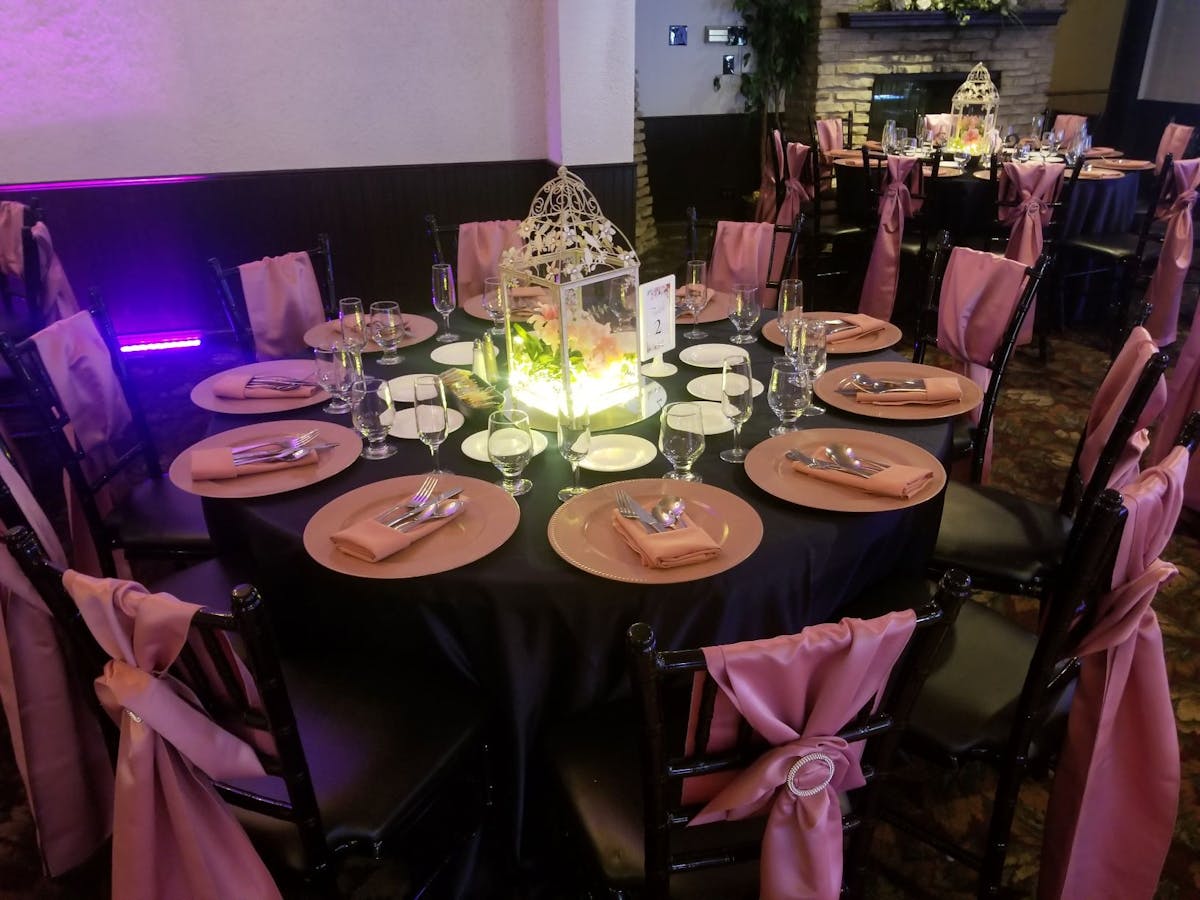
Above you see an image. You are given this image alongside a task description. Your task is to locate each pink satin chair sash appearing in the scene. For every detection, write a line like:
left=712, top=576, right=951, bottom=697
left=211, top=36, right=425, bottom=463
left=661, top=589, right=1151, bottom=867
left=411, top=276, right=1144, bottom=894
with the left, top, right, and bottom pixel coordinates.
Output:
left=709, top=221, right=779, bottom=306
left=858, top=156, right=918, bottom=321
left=999, top=162, right=1063, bottom=345
left=1155, top=123, right=1194, bottom=174
left=0, top=201, right=23, bottom=276
left=456, top=219, right=522, bottom=301
left=923, top=113, right=955, bottom=143
left=1052, top=114, right=1087, bottom=147
left=237, top=251, right=326, bottom=360
left=755, top=131, right=786, bottom=223
left=683, top=612, right=917, bottom=900
left=1038, top=448, right=1186, bottom=900
left=774, top=141, right=812, bottom=228
left=65, top=570, right=282, bottom=900
left=1148, top=299, right=1200, bottom=508
left=1143, top=159, right=1200, bottom=346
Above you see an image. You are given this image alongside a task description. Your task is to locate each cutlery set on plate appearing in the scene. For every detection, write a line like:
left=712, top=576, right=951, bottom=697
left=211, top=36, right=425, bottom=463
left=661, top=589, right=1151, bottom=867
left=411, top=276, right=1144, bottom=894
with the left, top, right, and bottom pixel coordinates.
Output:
left=230, top=429, right=337, bottom=466
left=245, top=374, right=321, bottom=392
left=835, top=372, right=927, bottom=396
left=787, top=443, right=890, bottom=479
left=371, top=476, right=466, bottom=531
left=614, top=490, right=687, bottom=533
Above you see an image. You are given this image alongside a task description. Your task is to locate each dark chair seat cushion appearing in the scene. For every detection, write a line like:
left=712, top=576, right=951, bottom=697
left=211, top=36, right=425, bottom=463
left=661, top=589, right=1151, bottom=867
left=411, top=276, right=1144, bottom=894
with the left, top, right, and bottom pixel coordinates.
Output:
left=1062, top=231, right=1160, bottom=262
left=813, top=215, right=866, bottom=240
left=105, top=476, right=213, bottom=553
left=149, top=556, right=244, bottom=608
left=931, top=481, right=1071, bottom=588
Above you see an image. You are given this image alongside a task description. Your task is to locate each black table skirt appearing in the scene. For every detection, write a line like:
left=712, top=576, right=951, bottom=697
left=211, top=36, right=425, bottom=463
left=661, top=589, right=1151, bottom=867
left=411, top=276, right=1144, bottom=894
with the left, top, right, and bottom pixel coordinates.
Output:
left=198, top=310, right=953, bottom=851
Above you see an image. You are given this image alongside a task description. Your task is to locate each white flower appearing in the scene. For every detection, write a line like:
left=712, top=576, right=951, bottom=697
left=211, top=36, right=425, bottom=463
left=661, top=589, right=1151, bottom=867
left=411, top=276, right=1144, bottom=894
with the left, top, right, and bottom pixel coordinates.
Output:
left=916, top=0, right=931, bottom=8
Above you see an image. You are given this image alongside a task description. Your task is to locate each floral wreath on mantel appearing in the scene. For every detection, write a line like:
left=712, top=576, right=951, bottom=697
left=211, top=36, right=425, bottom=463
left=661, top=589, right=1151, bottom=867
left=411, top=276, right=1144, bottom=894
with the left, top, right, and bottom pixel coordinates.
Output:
left=871, top=0, right=1020, bottom=25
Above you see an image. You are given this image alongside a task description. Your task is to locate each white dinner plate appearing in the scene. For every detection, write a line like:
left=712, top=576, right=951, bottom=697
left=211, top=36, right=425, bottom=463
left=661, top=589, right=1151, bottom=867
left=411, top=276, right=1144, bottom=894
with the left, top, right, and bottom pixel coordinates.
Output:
left=388, top=373, right=442, bottom=402
left=686, top=373, right=765, bottom=402
left=387, top=407, right=466, bottom=439
left=460, top=429, right=549, bottom=462
left=578, top=434, right=658, bottom=472
left=677, top=343, right=750, bottom=369
left=430, top=342, right=475, bottom=366
left=693, top=401, right=734, bottom=435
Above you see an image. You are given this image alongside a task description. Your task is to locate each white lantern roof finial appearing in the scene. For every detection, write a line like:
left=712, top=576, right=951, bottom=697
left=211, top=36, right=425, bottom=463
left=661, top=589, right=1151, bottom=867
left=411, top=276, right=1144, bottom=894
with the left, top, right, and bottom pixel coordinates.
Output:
left=952, top=62, right=999, bottom=108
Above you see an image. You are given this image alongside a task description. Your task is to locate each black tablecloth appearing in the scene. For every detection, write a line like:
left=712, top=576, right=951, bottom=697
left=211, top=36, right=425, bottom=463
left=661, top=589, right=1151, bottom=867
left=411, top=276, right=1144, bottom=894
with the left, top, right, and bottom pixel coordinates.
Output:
left=197, top=310, right=954, bottom=850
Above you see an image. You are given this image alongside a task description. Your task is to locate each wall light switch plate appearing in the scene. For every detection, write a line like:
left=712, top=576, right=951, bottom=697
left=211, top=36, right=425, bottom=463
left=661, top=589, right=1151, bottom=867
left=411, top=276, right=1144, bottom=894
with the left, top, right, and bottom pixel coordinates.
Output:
left=668, top=25, right=687, bottom=46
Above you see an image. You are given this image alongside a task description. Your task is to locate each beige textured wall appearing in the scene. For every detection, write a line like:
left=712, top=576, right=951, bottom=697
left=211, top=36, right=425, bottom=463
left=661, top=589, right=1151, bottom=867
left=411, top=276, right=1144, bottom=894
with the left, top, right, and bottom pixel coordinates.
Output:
left=1048, top=0, right=1126, bottom=115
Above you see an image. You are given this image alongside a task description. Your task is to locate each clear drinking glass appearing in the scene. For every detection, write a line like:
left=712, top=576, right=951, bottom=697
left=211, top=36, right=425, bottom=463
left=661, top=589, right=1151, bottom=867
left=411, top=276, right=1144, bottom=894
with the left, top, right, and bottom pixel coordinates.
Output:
left=659, top=401, right=705, bottom=482
left=369, top=301, right=405, bottom=366
left=1031, top=114, right=1045, bottom=142
left=313, top=342, right=355, bottom=414
left=556, top=398, right=591, bottom=502
left=778, top=278, right=804, bottom=343
left=682, top=259, right=708, bottom=341
left=350, top=376, right=397, bottom=460
left=481, top=277, right=506, bottom=336
left=431, top=263, right=458, bottom=343
left=767, top=358, right=810, bottom=436
left=488, top=409, right=533, bottom=496
left=894, top=127, right=909, bottom=150
left=413, top=375, right=451, bottom=474
left=719, top=355, right=753, bottom=463
left=339, top=298, right=367, bottom=352
left=728, top=284, right=761, bottom=344
left=799, top=319, right=828, bottom=416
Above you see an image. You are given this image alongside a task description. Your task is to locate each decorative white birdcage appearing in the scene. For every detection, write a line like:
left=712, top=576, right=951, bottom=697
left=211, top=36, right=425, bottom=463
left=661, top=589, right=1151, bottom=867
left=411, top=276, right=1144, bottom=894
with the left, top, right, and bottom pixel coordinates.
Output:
left=499, top=167, right=662, bottom=430
left=950, top=63, right=999, bottom=154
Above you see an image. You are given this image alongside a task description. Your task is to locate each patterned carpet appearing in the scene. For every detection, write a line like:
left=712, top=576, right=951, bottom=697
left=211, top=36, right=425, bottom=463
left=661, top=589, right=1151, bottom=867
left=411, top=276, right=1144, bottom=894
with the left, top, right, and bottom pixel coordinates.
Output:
left=0, top=283, right=1196, bottom=898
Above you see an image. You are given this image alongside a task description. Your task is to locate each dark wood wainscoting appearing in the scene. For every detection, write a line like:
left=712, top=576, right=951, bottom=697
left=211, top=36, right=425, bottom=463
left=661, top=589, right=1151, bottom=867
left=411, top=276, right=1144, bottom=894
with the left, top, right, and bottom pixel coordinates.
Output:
left=642, top=114, right=760, bottom=225
left=0, top=160, right=634, bottom=335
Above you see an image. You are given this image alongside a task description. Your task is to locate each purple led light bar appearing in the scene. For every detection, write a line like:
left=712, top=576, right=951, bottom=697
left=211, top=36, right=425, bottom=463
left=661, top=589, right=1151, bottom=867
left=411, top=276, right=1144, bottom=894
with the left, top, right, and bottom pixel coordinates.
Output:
left=0, top=174, right=208, bottom=193
left=118, top=330, right=203, bottom=353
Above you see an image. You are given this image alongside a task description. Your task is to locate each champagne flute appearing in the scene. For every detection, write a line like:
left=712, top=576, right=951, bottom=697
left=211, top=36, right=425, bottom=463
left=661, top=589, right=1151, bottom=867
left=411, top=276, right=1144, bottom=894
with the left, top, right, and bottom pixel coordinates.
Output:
left=778, top=278, right=804, bottom=340
left=369, top=301, right=405, bottom=366
left=682, top=259, right=708, bottom=341
left=728, top=284, right=761, bottom=345
left=556, top=398, right=591, bottom=502
left=313, top=342, right=355, bottom=414
left=1031, top=114, right=1045, bottom=144
left=350, top=376, right=396, bottom=459
left=413, top=375, right=451, bottom=474
left=798, top=319, right=827, bottom=416
left=431, top=263, right=458, bottom=343
left=339, top=298, right=367, bottom=374
left=767, top=358, right=809, bottom=436
left=659, top=402, right=704, bottom=482
left=488, top=409, right=533, bottom=496
left=719, top=355, right=753, bottom=464
left=481, top=277, right=506, bottom=336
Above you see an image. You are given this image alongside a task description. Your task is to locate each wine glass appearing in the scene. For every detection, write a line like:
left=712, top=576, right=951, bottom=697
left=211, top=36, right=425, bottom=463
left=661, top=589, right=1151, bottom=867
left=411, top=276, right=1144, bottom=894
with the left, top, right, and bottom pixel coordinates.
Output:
left=556, top=398, right=591, bottom=502
left=798, top=319, right=828, bottom=416
left=955, top=146, right=972, bottom=171
left=413, top=375, right=451, bottom=474
left=682, top=259, right=708, bottom=341
left=728, top=284, right=761, bottom=344
left=778, top=277, right=803, bottom=338
left=1041, top=131, right=1056, bottom=156
left=487, top=409, right=533, bottom=497
left=431, top=263, right=458, bottom=343
left=481, top=277, right=506, bottom=336
left=313, top=342, right=355, bottom=414
left=339, top=298, right=367, bottom=375
left=719, top=355, right=753, bottom=464
left=369, top=301, right=405, bottom=366
left=659, top=402, right=705, bottom=482
left=349, top=376, right=396, bottom=460
left=767, top=358, right=809, bottom=436
left=894, top=127, right=909, bottom=151
left=1031, top=114, right=1045, bottom=143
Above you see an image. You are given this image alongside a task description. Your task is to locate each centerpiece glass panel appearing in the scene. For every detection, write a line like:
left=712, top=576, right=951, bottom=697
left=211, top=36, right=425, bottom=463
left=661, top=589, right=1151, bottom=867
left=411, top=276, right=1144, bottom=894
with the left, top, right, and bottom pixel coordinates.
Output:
left=500, top=167, right=664, bottom=431
left=949, top=62, right=999, bottom=156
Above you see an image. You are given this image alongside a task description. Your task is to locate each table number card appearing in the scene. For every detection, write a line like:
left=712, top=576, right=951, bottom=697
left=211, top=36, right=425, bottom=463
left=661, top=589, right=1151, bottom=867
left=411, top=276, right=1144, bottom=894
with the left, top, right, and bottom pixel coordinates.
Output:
left=638, top=274, right=675, bottom=362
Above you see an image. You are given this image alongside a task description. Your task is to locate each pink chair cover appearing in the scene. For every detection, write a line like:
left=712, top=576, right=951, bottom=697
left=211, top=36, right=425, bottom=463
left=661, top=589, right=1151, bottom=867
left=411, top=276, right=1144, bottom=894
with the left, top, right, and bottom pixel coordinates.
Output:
left=1052, top=114, right=1088, bottom=146
left=683, top=612, right=917, bottom=900
left=456, top=219, right=522, bottom=301
left=1078, top=326, right=1168, bottom=493
left=755, top=131, right=786, bottom=223
left=708, top=221, right=780, bottom=307
left=1148, top=299, right=1200, bottom=509
left=64, top=570, right=282, bottom=900
left=0, top=201, right=23, bottom=277
left=858, top=156, right=919, bottom=321
left=816, top=118, right=843, bottom=154
left=775, top=142, right=813, bottom=228
left=923, top=113, right=955, bottom=143
left=1143, top=159, right=1200, bottom=346
left=0, top=454, right=113, bottom=876
left=937, top=247, right=1029, bottom=481
left=998, top=161, right=1065, bottom=345
left=1038, top=447, right=1186, bottom=900
left=0, top=202, right=79, bottom=324
left=237, top=252, right=325, bottom=360
left=1155, top=123, right=1194, bottom=175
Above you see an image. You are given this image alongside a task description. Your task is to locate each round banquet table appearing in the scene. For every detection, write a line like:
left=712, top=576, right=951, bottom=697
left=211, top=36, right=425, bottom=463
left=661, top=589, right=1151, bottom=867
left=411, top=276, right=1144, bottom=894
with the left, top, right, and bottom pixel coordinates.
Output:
left=196, top=310, right=955, bottom=852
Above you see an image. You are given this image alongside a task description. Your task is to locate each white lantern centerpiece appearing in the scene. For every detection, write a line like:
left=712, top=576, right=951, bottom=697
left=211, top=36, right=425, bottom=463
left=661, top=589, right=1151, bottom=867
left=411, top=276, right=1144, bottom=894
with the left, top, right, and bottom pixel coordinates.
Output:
left=950, top=62, right=999, bottom=156
left=499, top=167, right=664, bottom=430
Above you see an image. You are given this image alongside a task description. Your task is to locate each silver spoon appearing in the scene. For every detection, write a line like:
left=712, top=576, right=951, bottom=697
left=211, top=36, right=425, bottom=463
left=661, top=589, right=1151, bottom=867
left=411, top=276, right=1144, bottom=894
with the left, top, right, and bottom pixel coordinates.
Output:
left=651, top=496, right=687, bottom=529
left=394, top=497, right=465, bottom=531
left=233, top=446, right=313, bottom=467
left=851, top=373, right=925, bottom=393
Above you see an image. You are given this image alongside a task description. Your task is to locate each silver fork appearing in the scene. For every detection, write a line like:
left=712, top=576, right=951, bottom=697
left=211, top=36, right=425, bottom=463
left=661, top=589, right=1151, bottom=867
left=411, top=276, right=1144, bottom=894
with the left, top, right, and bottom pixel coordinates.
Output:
left=232, top=429, right=320, bottom=459
left=785, top=449, right=871, bottom=479
left=615, top=491, right=659, bottom=533
left=374, top=475, right=438, bottom=523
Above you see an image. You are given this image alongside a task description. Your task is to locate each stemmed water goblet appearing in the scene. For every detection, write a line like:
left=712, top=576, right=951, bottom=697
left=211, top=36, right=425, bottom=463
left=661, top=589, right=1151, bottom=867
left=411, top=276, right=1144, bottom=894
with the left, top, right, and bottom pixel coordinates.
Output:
left=488, top=409, right=533, bottom=497
left=728, top=284, right=761, bottom=344
left=719, top=355, right=753, bottom=464
left=659, top=402, right=705, bottom=482
left=350, top=376, right=397, bottom=460
left=481, top=277, right=506, bottom=336
left=556, top=399, right=591, bottom=502
left=369, top=301, right=405, bottom=366
left=797, top=319, right=827, bottom=416
left=431, top=263, right=458, bottom=343
left=313, top=342, right=355, bottom=414
left=413, top=375, right=451, bottom=474
left=767, top=357, right=809, bottom=436
left=681, top=259, right=708, bottom=341
left=894, top=127, right=909, bottom=153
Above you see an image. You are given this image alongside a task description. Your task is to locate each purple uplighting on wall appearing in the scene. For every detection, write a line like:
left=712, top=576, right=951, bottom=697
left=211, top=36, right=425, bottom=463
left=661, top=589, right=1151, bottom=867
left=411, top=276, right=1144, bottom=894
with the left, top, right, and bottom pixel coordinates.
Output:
left=0, top=174, right=209, bottom=193
left=118, top=331, right=203, bottom=353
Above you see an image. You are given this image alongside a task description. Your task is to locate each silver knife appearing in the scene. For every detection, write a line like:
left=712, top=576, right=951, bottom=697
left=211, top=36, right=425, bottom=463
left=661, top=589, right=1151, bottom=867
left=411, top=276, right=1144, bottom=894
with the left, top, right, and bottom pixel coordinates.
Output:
left=385, top=488, right=463, bottom=528
left=627, top=497, right=668, bottom=533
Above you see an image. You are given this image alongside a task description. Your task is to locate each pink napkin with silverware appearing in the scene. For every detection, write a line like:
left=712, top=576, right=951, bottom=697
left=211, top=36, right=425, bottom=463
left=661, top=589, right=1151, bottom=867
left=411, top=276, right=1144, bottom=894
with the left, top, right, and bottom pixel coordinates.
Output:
left=611, top=511, right=721, bottom=569
left=189, top=447, right=318, bottom=481
left=212, top=374, right=317, bottom=399
left=331, top=496, right=468, bottom=562
left=825, top=314, right=887, bottom=344
left=791, top=458, right=934, bottom=498
left=855, top=377, right=962, bottom=405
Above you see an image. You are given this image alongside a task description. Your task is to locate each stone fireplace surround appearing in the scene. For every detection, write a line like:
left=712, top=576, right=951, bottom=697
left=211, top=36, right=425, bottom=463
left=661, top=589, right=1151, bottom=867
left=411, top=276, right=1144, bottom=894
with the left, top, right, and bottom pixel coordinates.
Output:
left=787, top=0, right=1064, bottom=146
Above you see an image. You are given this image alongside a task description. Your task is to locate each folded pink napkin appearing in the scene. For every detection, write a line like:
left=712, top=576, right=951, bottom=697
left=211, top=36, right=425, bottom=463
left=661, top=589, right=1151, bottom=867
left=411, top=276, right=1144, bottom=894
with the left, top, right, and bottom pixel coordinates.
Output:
left=189, top=447, right=319, bottom=481
left=855, top=377, right=962, bottom=405
left=330, top=497, right=467, bottom=562
left=791, top=458, right=934, bottom=499
left=825, top=314, right=887, bottom=344
left=611, top=511, right=721, bottom=569
left=212, top=374, right=317, bottom=400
